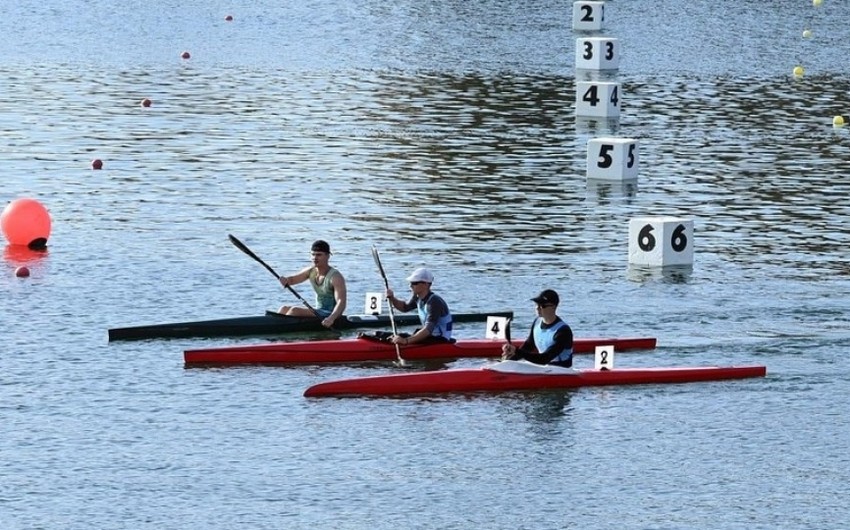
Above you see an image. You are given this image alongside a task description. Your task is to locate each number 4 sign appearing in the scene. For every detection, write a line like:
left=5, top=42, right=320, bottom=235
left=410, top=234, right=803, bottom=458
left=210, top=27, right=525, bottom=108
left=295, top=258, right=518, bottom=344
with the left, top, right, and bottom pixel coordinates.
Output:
left=575, top=81, right=620, bottom=118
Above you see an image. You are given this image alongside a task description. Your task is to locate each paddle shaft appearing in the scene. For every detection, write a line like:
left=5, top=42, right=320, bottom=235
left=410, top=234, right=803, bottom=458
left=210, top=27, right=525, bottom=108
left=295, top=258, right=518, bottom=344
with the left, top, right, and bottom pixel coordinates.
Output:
left=228, top=234, right=323, bottom=319
left=371, top=246, right=405, bottom=365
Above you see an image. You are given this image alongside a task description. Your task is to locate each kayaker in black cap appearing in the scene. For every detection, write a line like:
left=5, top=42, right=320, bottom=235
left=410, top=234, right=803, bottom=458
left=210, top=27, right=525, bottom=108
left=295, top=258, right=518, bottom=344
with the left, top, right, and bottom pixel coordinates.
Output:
left=278, top=240, right=347, bottom=328
left=502, top=289, right=574, bottom=367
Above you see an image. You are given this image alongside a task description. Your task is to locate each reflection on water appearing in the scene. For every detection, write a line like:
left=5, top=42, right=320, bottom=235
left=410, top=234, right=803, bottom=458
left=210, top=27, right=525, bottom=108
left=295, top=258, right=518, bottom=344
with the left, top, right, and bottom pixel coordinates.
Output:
left=627, top=265, right=694, bottom=284
left=497, top=390, right=575, bottom=440
left=586, top=178, right=638, bottom=203
left=3, top=244, right=50, bottom=266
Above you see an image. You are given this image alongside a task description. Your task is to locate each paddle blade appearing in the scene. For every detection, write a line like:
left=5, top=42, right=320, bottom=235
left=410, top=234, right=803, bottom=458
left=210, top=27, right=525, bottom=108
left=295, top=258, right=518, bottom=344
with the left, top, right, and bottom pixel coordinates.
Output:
left=228, top=233, right=280, bottom=279
left=371, top=246, right=387, bottom=279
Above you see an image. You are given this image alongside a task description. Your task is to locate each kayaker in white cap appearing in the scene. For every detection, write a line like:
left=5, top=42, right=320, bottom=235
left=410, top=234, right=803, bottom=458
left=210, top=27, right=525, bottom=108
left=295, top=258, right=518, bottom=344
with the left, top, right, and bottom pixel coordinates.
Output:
left=385, top=267, right=453, bottom=346
left=502, top=289, right=574, bottom=367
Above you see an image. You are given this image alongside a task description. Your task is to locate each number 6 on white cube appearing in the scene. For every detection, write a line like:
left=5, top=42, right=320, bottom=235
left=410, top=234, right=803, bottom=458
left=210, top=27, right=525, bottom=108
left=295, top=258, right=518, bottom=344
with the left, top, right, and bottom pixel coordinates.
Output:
left=364, top=292, right=384, bottom=315
left=628, top=217, right=694, bottom=267
left=485, top=316, right=509, bottom=340
left=595, top=345, right=614, bottom=370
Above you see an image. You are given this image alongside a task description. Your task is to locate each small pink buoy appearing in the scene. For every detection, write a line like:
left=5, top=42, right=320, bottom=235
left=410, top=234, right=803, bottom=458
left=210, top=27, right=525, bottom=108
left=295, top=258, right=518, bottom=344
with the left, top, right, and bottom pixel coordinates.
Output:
left=181, top=51, right=191, bottom=59
left=1, top=198, right=51, bottom=248
left=225, top=15, right=233, bottom=21
left=141, top=98, right=152, bottom=107
left=15, top=266, right=30, bottom=278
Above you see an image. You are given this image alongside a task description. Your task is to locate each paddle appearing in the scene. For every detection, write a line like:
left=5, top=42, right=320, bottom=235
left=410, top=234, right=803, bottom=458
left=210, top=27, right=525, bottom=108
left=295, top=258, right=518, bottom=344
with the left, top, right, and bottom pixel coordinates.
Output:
left=228, top=234, right=324, bottom=321
left=501, top=317, right=514, bottom=362
left=371, top=245, right=406, bottom=366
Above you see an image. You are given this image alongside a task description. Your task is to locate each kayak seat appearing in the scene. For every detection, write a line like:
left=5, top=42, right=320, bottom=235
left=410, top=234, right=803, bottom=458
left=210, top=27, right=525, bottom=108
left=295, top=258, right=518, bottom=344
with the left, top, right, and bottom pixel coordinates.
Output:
left=357, top=331, right=409, bottom=343
left=357, top=331, right=456, bottom=345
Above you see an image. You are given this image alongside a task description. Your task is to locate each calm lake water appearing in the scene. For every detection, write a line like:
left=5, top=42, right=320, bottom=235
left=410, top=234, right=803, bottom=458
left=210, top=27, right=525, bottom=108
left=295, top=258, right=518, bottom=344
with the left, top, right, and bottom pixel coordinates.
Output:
left=2, top=1, right=849, bottom=529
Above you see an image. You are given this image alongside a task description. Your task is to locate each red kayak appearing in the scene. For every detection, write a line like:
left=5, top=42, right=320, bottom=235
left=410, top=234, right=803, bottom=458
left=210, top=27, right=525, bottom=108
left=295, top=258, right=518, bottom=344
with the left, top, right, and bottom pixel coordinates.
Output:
left=184, top=336, right=656, bottom=365
left=303, top=362, right=767, bottom=397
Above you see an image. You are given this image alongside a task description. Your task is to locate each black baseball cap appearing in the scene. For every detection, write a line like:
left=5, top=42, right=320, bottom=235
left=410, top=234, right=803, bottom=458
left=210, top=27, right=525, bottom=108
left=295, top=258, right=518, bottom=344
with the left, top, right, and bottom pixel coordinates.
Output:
left=531, top=289, right=559, bottom=306
left=311, top=240, right=331, bottom=254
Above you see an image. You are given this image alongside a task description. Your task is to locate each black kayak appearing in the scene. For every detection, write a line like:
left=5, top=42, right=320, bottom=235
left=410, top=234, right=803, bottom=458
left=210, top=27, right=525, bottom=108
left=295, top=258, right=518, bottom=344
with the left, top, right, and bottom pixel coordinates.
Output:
left=108, top=310, right=513, bottom=341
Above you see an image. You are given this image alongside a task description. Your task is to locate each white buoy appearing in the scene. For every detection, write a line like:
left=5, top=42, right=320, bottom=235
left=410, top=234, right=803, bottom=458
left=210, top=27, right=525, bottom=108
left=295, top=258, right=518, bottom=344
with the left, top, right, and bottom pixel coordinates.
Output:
left=587, top=137, right=638, bottom=180
left=364, top=292, right=384, bottom=315
left=575, top=81, right=620, bottom=118
left=572, top=1, right=605, bottom=31
left=575, top=37, right=620, bottom=70
left=628, top=217, right=694, bottom=267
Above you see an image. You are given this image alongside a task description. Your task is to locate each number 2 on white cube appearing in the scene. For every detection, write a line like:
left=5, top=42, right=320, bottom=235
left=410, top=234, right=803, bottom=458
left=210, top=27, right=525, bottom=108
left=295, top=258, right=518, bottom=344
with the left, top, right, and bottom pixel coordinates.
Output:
left=572, top=1, right=605, bottom=31
left=595, top=345, right=614, bottom=370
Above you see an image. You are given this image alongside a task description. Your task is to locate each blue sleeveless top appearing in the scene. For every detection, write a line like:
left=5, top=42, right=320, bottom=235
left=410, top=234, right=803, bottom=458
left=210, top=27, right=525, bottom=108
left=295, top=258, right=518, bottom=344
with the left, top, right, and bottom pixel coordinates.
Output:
left=533, top=317, right=573, bottom=364
left=416, top=292, right=453, bottom=340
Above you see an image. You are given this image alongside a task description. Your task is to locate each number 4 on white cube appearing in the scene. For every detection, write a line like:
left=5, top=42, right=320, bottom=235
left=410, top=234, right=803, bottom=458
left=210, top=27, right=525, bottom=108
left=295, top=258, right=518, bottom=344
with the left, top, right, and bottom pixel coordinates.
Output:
left=628, top=217, right=694, bottom=267
left=575, top=81, right=620, bottom=118
left=486, top=316, right=509, bottom=340
left=587, top=137, right=638, bottom=180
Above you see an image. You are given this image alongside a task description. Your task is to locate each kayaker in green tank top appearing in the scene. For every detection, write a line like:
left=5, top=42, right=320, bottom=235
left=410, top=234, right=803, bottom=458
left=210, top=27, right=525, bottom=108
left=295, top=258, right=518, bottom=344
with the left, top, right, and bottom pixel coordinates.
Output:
left=278, top=240, right=347, bottom=329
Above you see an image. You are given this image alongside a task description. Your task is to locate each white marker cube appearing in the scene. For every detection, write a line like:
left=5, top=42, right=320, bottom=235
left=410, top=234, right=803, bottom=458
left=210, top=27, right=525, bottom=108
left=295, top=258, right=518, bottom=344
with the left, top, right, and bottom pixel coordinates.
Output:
left=587, top=137, right=638, bottom=180
left=575, top=81, right=620, bottom=118
left=575, top=37, right=620, bottom=70
left=364, top=292, right=384, bottom=315
left=573, top=1, right=605, bottom=31
left=485, top=316, right=509, bottom=340
left=595, top=345, right=615, bottom=370
left=628, top=217, right=694, bottom=267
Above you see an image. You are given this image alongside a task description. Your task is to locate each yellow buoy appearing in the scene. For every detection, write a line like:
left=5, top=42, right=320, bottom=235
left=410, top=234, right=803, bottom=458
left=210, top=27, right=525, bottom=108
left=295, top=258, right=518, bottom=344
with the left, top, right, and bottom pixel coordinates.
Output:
left=793, top=66, right=804, bottom=77
left=813, top=0, right=823, bottom=6
left=802, top=29, right=812, bottom=38
left=834, top=116, right=846, bottom=127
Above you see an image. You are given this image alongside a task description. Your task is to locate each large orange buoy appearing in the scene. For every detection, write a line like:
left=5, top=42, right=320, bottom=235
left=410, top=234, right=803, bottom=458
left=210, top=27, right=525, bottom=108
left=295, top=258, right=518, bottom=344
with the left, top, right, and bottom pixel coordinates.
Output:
left=1, top=198, right=52, bottom=248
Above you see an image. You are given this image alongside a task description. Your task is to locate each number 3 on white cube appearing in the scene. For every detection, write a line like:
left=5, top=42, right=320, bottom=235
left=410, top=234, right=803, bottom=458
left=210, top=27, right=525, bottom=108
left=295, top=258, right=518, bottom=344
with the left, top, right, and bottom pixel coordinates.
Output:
left=628, top=217, right=694, bottom=267
left=364, top=292, right=384, bottom=315
left=587, top=137, right=638, bottom=180
left=485, top=316, right=508, bottom=340
left=576, top=81, right=620, bottom=118
left=575, top=37, right=620, bottom=70
left=595, top=345, right=614, bottom=370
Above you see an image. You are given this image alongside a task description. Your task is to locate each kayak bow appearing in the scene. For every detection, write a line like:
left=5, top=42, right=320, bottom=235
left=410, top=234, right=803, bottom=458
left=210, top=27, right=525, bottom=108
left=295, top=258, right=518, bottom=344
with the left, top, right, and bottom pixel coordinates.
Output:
left=183, top=336, right=657, bottom=365
left=303, top=361, right=767, bottom=397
